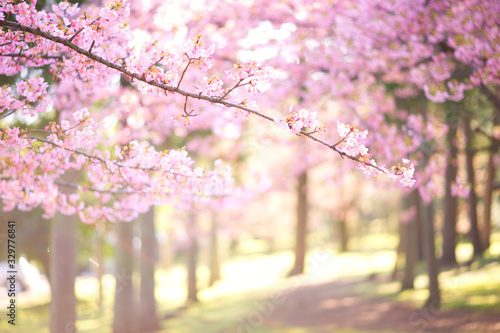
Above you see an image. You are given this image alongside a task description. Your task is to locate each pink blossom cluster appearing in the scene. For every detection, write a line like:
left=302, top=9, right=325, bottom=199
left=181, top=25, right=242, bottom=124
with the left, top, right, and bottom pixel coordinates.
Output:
left=46, top=108, right=98, bottom=151
left=335, top=122, right=416, bottom=187
left=0, top=109, right=234, bottom=223
left=98, top=0, right=130, bottom=28
left=388, top=159, right=416, bottom=188
left=0, top=77, right=51, bottom=117
left=127, top=50, right=182, bottom=85
left=0, top=0, right=129, bottom=84
left=225, top=61, right=275, bottom=95
left=336, top=121, right=370, bottom=159
left=182, top=35, right=215, bottom=71
left=194, top=76, right=224, bottom=96
left=276, top=104, right=323, bottom=135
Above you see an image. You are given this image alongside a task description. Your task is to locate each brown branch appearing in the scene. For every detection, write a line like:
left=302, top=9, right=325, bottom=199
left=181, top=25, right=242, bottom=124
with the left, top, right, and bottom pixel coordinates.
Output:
left=0, top=53, right=64, bottom=60
left=0, top=109, right=17, bottom=120
left=177, top=57, right=192, bottom=89
left=219, top=78, right=244, bottom=100
left=24, top=134, right=190, bottom=177
left=89, top=40, right=95, bottom=54
left=0, top=19, right=388, bottom=175
left=330, top=128, right=354, bottom=148
left=54, top=179, right=133, bottom=194
left=68, top=27, right=84, bottom=43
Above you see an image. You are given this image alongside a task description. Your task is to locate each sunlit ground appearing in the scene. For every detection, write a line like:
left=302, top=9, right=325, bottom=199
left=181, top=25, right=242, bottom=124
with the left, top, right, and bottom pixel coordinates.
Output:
left=1, top=232, right=499, bottom=333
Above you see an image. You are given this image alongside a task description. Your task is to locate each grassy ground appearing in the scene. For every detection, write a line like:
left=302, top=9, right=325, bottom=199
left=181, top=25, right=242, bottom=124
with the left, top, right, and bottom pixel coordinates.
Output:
left=1, top=232, right=499, bottom=333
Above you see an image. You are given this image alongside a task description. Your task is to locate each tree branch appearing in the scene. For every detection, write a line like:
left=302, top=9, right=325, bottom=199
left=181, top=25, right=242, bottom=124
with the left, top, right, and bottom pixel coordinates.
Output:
left=24, top=134, right=191, bottom=178
left=0, top=53, right=64, bottom=60
left=0, top=19, right=387, bottom=175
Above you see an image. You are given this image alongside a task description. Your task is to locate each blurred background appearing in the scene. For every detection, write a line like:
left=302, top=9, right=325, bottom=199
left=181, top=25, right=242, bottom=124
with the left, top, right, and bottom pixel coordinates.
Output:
left=1, top=0, right=500, bottom=333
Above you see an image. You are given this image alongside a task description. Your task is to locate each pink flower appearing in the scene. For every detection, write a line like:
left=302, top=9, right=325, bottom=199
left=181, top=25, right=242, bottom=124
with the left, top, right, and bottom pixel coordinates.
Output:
left=389, top=159, right=416, bottom=187
left=282, top=104, right=323, bottom=134
left=182, top=35, right=215, bottom=71
left=194, top=77, right=223, bottom=97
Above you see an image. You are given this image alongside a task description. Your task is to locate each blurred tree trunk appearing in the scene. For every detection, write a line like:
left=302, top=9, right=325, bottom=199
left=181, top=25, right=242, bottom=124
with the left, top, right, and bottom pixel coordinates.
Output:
left=479, top=84, right=500, bottom=252
left=337, top=218, right=348, bottom=253
left=186, top=209, right=199, bottom=303
left=481, top=124, right=500, bottom=251
left=50, top=168, right=78, bottom=333
left=289, top=171, right=308, bottom=276
left=140, top=209, right=160, bottom=331
left=401, top=192, right=418, bottom=290
left=160, top=224, right=173, bottom=270
left=416, top=201, right=425, bottom=262
left=481, top=138, right=498, bottom=251
left=462, top=116, right=483, bottom=256
left=50, top=212, right=77, bottom=333
left=392, top=223, right=404, bottom=281
left=442, top=118, right=458, bottom=265
left=208, top=211, right=221, bottom=287
left=96, top=226, right=104, bottom=310
left=421, top=196, right=441, bottom=308
left=113, top=220, right=136, bottom=333
left=418, top=102, right=441, bottom=308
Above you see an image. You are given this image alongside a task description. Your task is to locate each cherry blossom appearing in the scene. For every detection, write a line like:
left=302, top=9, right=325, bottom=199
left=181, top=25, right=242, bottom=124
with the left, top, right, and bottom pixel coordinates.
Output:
left=0, top=0, right=450, bottom=222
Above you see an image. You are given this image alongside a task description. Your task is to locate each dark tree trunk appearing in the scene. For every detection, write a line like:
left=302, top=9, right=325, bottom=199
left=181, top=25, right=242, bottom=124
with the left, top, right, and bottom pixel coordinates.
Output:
left=140, top=209, right=160, bottom=331
left=113, top=220, right=136, bottom=333
left=482, top=145, right=497, bottom=251
left=421, top=197, right=441, bottom=308
left=416, top=199, right=425, bottom=262
left=442, top=119, right=458, bottom=265
left=186, top=209, right=199, bottom=303
left=479, top=84, right=500, bottom=253
left=288, top=171, right=308, bottom=276
left=462, top=116, right=483, bottom=256
left=401, top=192, right=418, bottom=291
left=208, top=211, right=221, bottom=286
left=50, top=213, right=78, bottom=333
left=419, top=101, right=441, bottom=308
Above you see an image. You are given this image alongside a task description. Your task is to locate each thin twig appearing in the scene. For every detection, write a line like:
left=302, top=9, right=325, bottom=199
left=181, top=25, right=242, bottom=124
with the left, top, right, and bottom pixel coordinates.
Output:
left=219, top=78, right=244, bottom=100
left=176, top=57, right=191, bottom=89
left=68, top=27, right=84, bottom=43
left=89, top=40, right=95, bottom=53
left=330, top=128, right=354, bottom=148
left=0, top=109, right=17, bottom=120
